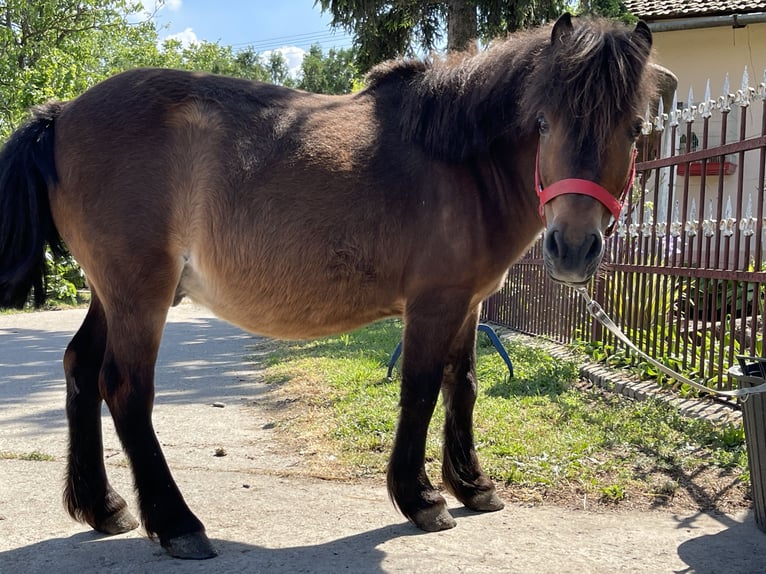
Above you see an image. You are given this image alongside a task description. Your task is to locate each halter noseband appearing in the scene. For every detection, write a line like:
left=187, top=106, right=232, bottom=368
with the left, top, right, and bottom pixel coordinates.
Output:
left=535, top=145, right=637, bottom=238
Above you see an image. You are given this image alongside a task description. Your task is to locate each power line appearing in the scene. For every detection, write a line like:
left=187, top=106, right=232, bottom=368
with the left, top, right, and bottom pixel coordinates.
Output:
left=231, top=28, right=347, bottom=45
left=230, top=29, right=354, bottom=51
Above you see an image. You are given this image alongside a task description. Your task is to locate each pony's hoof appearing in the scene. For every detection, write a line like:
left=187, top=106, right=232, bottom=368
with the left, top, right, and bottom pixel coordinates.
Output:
left=163, top=531, right=217, bottom=560
left=464, top=489, right=505, bottom=512
left=95, top=508, right=140, bottom=535
left=411, top=505, right=457, bottom=532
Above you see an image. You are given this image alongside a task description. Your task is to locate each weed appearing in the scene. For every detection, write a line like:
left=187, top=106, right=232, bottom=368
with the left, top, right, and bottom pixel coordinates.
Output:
left=600, top=483, right=627, bottom=503
left=0, top=450, right=55, bottom=462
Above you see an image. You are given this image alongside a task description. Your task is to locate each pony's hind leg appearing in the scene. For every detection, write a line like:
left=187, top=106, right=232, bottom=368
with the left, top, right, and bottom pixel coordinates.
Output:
left=441, top=308, right=504, bottom=513
left=63, top=293, right=139, bottom=534
left=99, top=295, right=215, bottom=559
left=388, top=291, right=471, bottom=532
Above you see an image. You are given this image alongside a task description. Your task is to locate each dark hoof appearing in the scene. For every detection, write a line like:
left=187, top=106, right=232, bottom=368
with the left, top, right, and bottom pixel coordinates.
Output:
left=411, top=504, right=457, bottom=532
left=463, top=489, right=505, bottom=512
left=163, top=531, right=217, bottom=560
left=94, top=508, right=140, bottom=535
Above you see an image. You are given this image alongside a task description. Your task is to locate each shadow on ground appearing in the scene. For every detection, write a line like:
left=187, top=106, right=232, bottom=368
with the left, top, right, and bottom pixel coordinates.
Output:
left=676, top=510, right=764, bottom=574
left=0, top=314, right=271, bottom=434
left=0, top=522, right=419, bottom=574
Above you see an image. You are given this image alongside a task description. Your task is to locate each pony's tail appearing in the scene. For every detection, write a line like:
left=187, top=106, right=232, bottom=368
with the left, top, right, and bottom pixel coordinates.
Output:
left=0, top=102, right=66, bottom=309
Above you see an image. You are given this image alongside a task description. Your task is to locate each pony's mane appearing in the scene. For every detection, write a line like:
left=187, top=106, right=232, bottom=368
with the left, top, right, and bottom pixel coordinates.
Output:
left=364, top=18, right=656, bottom=162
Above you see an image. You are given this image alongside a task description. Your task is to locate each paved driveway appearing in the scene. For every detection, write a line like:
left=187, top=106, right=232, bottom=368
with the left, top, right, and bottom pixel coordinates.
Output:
left=1, top=303, right=764, bottom=573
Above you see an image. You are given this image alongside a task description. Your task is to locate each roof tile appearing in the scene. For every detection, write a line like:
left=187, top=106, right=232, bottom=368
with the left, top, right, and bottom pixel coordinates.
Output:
left=623, top=0, right=766, bottom=19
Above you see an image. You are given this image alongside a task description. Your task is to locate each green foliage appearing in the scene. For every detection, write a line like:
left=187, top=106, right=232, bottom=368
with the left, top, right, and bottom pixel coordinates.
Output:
left=599, top=483, right=626, bottom=502
left=317, top=0, right=447, bottom=72
left=0, top=2, right=301, bottom=140
left=44, top=248, right=86, bottom=306
left=0, top=450, right=55, bottom=461
left=317, top=1, right=638, bottom=72
left=298, top=44, right=360, bottom=94
left=158, top=40, right=287, bottom=83
left=681, top=278, right=763, bottom=323
left=576, top=0, right=638, bottom=23
left=577, top=271, right=765, bottom=393
left=0, top=0, right=165, bottom=136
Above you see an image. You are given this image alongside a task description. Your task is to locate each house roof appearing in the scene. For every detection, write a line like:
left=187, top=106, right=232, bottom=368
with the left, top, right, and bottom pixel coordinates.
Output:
left=623, top=0, right=766, bottom=20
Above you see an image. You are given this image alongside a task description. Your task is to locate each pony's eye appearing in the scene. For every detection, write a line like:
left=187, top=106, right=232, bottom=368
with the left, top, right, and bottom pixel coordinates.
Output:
left=537, top=114, right=550, bottom=135
left=630, top=119, right=644, bottom=139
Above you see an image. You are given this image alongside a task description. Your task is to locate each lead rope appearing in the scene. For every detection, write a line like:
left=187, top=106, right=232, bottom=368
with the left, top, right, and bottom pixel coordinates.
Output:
left=574, top=285, right=766, bottom=400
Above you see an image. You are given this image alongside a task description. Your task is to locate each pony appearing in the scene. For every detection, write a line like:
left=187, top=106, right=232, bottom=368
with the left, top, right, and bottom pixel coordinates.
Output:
left=0, top=14, right=657, bottom=559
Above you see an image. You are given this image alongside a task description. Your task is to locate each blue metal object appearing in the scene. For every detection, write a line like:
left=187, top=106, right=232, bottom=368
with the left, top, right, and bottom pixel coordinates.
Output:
left=386, top=323, right=514, bottom=379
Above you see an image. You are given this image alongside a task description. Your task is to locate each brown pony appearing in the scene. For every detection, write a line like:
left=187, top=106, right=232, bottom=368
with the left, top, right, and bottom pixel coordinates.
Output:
left=0, top=15, right=656, bottom=559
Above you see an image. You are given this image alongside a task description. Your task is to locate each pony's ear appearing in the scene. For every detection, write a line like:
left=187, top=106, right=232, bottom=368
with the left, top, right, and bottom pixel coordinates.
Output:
left=633, top=20, right=653, bottom=52
left=551, top=13, right=573, bottom=45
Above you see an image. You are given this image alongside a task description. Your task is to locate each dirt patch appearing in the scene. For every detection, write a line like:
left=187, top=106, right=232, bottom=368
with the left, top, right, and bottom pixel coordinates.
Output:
left=494, top=468, right=749, bottom=516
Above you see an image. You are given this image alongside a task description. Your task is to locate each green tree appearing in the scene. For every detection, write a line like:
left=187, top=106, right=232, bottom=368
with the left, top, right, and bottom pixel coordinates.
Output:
left=265, top=50, right=295, bottom=87
left=316, top=0, right=567, bottom=72
left=0, top=1, right=296, bottom=139
left=0, top=0, right=162, bottom=136
left=298, top=44, right=360, bottom=94
left=160, top=41, right=294, bottom=86
left=576, top=0, right=636, bottom=23
left=317, top=1, right=637, bottom=72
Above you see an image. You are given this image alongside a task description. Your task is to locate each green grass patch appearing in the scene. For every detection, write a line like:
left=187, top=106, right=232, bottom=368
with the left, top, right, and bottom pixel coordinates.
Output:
left=256, top=319, right=749, bottom=508
left=0, top=450, right=56, bottom=461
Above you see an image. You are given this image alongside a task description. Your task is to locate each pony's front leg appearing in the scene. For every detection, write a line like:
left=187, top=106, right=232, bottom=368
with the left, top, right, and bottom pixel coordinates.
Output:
left=441, top=307, right=504, bottom=512
left=388, top=292, right=470, bottom=531
left=100, top=308, right=215, bottom=559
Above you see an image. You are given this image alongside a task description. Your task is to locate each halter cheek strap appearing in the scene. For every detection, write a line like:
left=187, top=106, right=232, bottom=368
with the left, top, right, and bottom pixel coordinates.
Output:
left=536, top=146, right=637, bottom=237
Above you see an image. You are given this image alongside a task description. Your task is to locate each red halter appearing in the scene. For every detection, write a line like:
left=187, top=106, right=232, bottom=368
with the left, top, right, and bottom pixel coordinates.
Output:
left=535, top=146, right=637, bottom=237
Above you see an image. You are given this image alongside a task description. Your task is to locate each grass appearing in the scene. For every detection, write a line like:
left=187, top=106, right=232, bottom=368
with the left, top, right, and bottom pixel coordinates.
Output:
left=255, top=319, right=749, bottom=510
left=0, top=450, right=56, bottom=462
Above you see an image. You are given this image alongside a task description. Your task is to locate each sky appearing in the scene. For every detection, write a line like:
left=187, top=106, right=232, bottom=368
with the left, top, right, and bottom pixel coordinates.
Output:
left=148, top=0, right=354, bottom=73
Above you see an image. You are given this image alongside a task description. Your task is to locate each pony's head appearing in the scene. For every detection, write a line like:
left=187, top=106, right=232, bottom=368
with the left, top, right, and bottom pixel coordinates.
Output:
left=530, top=14, right=655, bottom=285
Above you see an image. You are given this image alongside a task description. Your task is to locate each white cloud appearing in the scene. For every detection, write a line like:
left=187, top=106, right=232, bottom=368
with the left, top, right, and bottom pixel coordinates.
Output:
left=128, top=0, right=179, bottom=22
left=261, top=46, right=306, bottom=78
left=164, top=27, right=198, bottom=48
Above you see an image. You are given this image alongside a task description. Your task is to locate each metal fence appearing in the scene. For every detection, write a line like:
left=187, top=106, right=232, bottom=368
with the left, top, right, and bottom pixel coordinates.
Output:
left=483, top=68, right=766, bottom=392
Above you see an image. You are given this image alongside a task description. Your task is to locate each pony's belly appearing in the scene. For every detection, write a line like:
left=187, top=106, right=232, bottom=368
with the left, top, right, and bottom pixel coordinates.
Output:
left=192, top=294, right=402, bottom=340
left=177, top=263, right=403, bottom=339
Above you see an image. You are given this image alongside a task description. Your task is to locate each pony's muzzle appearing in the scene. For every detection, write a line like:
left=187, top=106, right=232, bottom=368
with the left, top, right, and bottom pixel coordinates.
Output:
left=543, top=222, right=603, bottom=285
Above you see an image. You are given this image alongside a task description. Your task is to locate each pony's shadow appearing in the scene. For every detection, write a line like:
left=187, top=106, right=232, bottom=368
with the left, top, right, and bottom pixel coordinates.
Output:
left=0, top=520, right=436, bottom=574
left=675, top=510, right=766, bottom=574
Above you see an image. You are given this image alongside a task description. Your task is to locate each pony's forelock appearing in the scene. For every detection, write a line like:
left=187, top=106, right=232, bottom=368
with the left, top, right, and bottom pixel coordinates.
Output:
left=523, top=18, right=656, bottom=157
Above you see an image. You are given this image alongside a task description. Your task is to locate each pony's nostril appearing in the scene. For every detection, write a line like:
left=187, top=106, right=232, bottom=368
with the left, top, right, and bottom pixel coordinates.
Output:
left=544, top=228, right=562, bottom=259
left=585, top=233, right=602, bottom=262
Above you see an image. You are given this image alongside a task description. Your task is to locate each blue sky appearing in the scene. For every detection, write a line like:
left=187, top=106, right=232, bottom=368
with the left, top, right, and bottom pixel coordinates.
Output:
left=149, top=1, right=354, bottom=72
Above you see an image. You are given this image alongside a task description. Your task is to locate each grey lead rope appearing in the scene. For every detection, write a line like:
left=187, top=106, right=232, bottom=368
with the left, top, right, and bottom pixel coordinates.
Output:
left=574, top=286, right=766, bottom=400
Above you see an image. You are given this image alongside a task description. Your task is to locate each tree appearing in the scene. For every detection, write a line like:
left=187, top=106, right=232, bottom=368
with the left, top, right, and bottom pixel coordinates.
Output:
left=0, top=0, right=162, bottom=136
left=298, top=44, right=361, bottom=94
left=0, top=1, right=296, bottom=138
left=317, top=1, right=638, bottom=72
left=447, top=0, right=477, bottom=52
left=576, top=0, right=637, bottom=23
left=316, top=0, right=567, bottom=72
left=264, top=51, right=295, bottom=87
left=159, top=40, right=276, bottom=82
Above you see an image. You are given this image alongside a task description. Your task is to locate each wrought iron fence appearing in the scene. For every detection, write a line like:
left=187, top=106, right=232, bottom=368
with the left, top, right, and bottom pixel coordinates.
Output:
left=483, top=67, right=766, bottom=392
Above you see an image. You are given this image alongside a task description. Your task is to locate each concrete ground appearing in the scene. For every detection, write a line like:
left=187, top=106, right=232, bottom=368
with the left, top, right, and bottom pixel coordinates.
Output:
left=1, top=303, right=765, bottom=573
